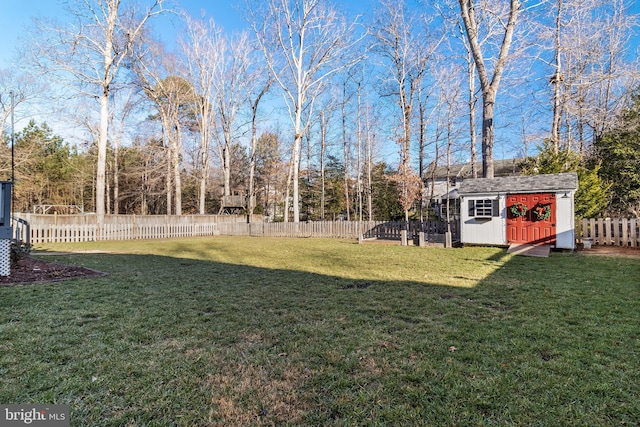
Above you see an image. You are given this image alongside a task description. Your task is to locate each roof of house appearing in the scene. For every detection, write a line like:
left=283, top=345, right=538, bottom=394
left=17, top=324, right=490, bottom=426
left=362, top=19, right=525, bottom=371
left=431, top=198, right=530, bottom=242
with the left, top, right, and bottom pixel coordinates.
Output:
left=424, top=158, right=523, bottom=180
left=457, top=172, right=579, bottom=195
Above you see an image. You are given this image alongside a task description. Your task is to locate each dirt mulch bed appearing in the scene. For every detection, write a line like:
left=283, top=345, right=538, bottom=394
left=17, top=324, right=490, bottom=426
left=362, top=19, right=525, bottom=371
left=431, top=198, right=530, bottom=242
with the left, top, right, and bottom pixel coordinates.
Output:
left=579, top=245, right=640, bottom=259
left=0, top=257, right=106, bottom=286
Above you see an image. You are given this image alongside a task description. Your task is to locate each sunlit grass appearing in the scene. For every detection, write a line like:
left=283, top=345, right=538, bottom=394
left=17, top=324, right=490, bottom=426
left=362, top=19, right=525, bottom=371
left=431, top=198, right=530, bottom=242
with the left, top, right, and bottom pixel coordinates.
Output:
left=35, top=236, right=507, bottom=287
left=1, top=237, right=637, bottom=426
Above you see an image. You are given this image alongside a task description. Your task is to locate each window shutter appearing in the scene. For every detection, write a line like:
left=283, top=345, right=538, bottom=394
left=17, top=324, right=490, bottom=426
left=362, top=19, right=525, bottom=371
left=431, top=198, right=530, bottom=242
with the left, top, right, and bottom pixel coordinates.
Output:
left=468, top=200, right=475, bottom=217
left=492, top=199, right=500, bottom=217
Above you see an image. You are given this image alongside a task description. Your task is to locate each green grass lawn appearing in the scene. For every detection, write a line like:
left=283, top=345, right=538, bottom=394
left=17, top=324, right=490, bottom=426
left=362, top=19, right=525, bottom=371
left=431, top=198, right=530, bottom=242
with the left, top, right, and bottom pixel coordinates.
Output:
left=1, top=237, right=638, bottom=426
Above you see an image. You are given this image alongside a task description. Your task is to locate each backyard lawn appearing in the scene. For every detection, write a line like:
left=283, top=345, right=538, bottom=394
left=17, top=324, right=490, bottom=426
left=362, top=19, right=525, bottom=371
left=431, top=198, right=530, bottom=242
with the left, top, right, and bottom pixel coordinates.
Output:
left=0, top=237, right=638, bottom=426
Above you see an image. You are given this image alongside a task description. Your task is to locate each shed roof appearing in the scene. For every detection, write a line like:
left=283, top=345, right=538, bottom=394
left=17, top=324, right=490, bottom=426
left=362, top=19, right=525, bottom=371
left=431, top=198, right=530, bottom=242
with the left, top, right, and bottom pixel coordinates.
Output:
left=458, top=172, right=578, bottom=195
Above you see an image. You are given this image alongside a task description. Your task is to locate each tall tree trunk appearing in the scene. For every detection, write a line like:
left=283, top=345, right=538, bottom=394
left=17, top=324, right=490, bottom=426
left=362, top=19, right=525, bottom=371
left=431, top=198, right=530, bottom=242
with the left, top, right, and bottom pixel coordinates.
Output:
left=113, top=142, right=119, bottom=214
left=292, top=135, right=301, bottom=222
left=248, top=130, right=258, bottom=216
left=467, top=54, right=478, bottom=178
left=458, top=0, right=520, bottom=178
left=551, top=0, right=563, bottom=153
left=223, top=130, right=232, bottom=197
left=199, top=175, right=207, bottom=215
left=97, top=91, right=109, bottom=220
left=366, top=110, right=373, bottom=222
left=247, top=83, right=270, bottom=216
left=199, top=108, right=210, bottom=215
left=342, top=83, right=351, bottom=221
left=284, top=153, right=294, bottom=223
left=320, top=111, right=327, bottom=220
left=166, top=144, right=172, bottom=215
left=95, top=0, right=120, bottom=222
left=356, top=82, right=363, bottom=222
left=418, top=88, right=427, bottom=221
left=173, top=128, right=182, bottom=216
left=481, top=94, right=496, bottom=179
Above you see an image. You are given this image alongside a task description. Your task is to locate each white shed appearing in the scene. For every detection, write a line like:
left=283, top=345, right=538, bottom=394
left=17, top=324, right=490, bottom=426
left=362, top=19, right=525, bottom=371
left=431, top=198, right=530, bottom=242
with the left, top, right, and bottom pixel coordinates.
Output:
left=457, top=172, right=579, bottom=250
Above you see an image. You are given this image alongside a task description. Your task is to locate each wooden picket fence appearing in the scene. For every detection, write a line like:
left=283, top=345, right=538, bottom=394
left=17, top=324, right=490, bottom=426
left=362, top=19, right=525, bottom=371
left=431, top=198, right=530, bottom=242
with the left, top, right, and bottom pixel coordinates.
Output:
left=13, top=213, right=638, bottom=247
left=12, top=213, right=457, bottom=244
left=13, top=213, right=256, bottom=244
left=217, top=220, right=457, bottom=240
left=577, top=218, right=640, bottom=247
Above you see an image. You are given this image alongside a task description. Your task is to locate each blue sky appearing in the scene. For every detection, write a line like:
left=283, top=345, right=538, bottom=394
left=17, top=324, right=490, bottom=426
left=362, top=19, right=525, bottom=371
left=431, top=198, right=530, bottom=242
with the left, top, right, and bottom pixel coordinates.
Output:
left=0, top=0, right=252, bottom=66
left=4, top=0, right=638, bottom=69
left=2, top=0, right=639, bottom=163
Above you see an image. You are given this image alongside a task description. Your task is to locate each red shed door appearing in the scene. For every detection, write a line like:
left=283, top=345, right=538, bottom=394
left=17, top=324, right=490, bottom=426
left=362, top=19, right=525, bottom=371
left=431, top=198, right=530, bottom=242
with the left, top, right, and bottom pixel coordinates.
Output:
left=506, top=193, right=556, bottom=244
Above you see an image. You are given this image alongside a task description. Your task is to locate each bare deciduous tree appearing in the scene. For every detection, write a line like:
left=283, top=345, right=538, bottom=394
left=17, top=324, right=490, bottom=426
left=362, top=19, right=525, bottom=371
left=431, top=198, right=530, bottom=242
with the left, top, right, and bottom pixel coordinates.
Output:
left=133, top=39, right=193, bottom=215
left=372, top=0, right=440, bottom=221
left=109, top=87, right=142, bottom=214
left=245, top=61, right=273, bottom=216
left=541, top=0, right=638, bottom=153
left=28, top=0, right=165, bottom=219
left=0, top=69, right=42, bottom=147
left=214, top=32, right=251, bottom=201
left=181, top=15, right=223, bottom=214
left=248, top=0, right=364, bottom=222
left=458, top=0, right=521, bottom=178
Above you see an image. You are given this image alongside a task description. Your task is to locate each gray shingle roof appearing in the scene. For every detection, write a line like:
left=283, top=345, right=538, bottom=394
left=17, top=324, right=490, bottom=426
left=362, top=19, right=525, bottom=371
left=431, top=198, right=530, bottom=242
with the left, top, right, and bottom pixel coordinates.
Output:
left=458, top=172, right=578, bottom=195
left=424, top=158, right=523, bottom=179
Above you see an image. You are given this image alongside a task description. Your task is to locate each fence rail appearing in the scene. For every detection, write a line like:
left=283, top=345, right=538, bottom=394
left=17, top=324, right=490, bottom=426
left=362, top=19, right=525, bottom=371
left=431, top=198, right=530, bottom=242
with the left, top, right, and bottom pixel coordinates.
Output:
left=14, top=213, right=260, bottom=244
left=14, top=213, right=638, bottom=247
left=218, top=220, right=458, bottom=240
left=577, top=218, right=640, bottom=247
left=13, top=213, right=458, bottom=244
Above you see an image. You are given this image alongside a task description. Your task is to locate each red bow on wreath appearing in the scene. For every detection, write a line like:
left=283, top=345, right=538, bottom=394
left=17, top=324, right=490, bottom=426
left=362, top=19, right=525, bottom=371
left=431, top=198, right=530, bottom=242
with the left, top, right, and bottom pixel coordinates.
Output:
left=510, top=203, right=527, bottom=217
left=533, top=204, right=551, bottom=220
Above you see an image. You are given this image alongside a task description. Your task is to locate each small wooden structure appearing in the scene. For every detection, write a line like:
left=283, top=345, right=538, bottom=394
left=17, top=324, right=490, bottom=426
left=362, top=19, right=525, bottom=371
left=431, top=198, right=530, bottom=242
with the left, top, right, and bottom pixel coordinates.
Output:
left=33, top=204, right=84, bottom=214
left=458, top=172, right=578, bottom=250
left=218, top=194, right=256, bottom=215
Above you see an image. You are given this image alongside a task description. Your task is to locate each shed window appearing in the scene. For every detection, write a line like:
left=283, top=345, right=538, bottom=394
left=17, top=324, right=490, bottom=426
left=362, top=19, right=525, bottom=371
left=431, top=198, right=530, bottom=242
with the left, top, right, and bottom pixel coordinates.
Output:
left=468, top=199, right=499, bottom=218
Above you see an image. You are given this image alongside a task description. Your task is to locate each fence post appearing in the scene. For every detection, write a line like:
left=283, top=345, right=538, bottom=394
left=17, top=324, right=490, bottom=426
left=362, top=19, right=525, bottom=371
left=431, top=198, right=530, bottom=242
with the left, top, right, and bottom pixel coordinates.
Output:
left=596, top=218, right=603, bottom=245
left=418, top=232, right=426, bottom=247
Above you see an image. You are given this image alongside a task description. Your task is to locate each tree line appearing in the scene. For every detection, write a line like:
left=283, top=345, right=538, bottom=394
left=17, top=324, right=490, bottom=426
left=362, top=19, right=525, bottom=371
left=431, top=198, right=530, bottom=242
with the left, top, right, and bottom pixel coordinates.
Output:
left=0, top=0, right=638, bottom=220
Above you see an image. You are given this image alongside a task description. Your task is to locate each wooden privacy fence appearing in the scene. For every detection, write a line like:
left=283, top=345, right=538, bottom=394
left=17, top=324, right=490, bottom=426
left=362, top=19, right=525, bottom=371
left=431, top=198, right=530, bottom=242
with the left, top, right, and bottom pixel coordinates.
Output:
left=577, top=218, right=640, bottom=247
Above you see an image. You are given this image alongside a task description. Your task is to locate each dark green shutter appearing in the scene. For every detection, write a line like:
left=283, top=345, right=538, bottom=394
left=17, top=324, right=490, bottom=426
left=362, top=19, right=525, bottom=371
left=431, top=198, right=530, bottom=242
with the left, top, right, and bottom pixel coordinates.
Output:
left=492, top=199, right=500, bottom=217
left=468, top=199, right=475, bottom=217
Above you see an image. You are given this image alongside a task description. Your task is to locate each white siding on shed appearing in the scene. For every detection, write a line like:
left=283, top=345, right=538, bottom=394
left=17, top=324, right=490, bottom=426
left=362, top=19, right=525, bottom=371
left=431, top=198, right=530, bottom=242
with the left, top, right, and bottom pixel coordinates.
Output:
left=458, top=173, right=578, bottom=250
left=460, top=195, right=506, bottom=245
left=554, top=192, right=576, bottom=249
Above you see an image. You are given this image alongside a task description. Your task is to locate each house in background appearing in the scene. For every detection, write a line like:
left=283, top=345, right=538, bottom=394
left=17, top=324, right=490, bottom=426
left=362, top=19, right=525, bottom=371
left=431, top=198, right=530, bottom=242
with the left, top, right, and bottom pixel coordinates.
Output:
left=457, top=172, right=579, bottom=250
left=423, top=158, right=522, bottom=219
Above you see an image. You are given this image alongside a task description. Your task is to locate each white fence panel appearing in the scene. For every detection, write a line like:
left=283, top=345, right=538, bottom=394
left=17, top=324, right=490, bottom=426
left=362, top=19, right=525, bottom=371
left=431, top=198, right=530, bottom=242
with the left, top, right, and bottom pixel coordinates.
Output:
left=16, top=213, right=460, bottom=244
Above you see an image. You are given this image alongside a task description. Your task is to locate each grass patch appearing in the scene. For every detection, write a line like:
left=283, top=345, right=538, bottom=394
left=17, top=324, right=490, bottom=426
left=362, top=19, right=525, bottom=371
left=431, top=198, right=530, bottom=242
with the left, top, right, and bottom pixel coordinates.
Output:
left=1, top=237, right=638, bottom=426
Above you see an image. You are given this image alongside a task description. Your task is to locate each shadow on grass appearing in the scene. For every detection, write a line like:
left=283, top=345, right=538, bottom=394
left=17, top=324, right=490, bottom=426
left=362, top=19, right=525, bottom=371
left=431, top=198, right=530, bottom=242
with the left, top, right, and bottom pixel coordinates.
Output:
left=0, top=248, right=638, bottom=426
